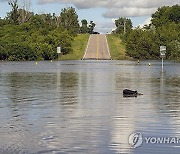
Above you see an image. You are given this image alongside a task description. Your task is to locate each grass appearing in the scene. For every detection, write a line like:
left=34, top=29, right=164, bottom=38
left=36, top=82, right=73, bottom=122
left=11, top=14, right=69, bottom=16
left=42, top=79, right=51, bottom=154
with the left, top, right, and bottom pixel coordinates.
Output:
left=60, top=34, right=131, bottom=60
left=107, top=34, right=131, bottom=60
left=60, top=34, right=90, bottom=60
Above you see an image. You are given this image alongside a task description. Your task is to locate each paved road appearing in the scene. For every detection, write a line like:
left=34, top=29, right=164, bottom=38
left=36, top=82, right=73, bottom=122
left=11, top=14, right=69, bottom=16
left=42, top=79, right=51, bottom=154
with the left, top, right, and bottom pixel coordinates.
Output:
left=83, top=34, right=111, bottom=60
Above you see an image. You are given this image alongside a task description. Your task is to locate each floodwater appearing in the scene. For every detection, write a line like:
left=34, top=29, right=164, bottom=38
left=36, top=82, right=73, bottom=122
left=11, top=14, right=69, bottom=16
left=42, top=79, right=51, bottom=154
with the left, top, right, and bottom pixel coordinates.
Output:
left=0, top=60, right=179, bottom=154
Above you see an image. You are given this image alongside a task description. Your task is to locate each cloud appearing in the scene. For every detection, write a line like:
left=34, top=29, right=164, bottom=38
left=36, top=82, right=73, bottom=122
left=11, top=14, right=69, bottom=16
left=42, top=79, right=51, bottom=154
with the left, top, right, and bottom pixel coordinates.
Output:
left=38, top=0, right=111, bottom=9
left=0, top=0, right=9, bottom=2
left=102, top=7, right=157, bottom=18
left=139, top=17, right=152, bottom=27
left=38, top=0, right=179, bottom=17
left=94, top=21, right=116, bottom=34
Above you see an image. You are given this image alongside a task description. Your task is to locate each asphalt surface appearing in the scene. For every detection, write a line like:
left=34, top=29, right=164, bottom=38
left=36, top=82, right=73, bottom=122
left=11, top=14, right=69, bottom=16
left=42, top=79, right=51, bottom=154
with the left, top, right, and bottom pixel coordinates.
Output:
left=83, top=34, right=111, bottom=60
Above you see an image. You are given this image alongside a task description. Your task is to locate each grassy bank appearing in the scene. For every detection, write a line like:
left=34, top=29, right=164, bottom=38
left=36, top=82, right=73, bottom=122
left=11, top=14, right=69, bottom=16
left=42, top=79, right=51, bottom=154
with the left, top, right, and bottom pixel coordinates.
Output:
left=60, top=34, right=131, bottom=60
left=107, top=34, right=131, bottom=60
left=60, top=34, right=89, bottom=60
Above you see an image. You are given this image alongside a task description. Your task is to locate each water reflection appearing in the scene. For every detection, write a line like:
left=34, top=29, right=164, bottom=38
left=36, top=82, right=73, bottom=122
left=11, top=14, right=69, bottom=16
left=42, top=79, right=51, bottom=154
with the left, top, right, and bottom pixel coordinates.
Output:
left=0, top=61, right=179, bottom=153
left=111, top=62, right=180, bottom=154
left=57, top=72, right=79, bottom=105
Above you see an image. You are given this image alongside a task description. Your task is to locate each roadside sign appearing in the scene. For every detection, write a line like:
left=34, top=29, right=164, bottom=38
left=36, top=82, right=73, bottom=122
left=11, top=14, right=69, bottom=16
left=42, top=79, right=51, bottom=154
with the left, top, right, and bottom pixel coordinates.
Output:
left=57, top=47, right=61, bottom=54
left=160, top=46, right=166, bottom=72
left=160, top=46, right=166, bottom=58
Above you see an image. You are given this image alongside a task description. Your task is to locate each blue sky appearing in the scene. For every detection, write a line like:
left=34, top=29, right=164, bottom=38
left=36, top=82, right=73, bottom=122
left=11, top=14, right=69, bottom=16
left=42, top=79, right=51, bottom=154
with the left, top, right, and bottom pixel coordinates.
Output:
left=0, top=0, right=179, bottom=33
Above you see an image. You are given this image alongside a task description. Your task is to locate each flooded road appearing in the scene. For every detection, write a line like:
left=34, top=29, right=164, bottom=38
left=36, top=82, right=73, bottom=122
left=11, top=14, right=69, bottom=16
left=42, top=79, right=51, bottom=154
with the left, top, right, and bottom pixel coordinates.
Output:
left=0, top=60, right=180, bottom=154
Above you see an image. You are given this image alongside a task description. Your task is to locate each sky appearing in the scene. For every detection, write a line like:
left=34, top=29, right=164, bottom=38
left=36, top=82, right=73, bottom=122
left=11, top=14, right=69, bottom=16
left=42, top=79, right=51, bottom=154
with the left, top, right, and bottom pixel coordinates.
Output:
left=0, top=0, right=179, bottom=33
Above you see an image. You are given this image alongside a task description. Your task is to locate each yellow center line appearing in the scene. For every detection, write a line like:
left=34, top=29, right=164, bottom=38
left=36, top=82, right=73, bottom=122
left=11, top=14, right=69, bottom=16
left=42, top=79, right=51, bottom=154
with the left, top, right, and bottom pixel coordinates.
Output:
left=96, top=35, right=99, bottom=60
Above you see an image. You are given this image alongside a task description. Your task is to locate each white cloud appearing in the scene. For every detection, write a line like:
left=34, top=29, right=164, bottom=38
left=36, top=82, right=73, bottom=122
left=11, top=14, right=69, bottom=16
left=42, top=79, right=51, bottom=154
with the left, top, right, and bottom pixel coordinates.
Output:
left=0, top=0, right=9, bottom=2
left=38, top=0, right=180, bottom=17
left=102, top=7, right=157, bottom=18
left=139, top=17, right=152, bottom=28
left=94, top=21, right=116, bottom=34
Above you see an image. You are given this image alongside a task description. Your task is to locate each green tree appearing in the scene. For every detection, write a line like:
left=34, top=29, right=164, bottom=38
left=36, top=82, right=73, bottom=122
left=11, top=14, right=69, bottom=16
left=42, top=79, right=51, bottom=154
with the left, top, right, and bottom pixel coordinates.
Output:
left=122, top=5, right=180, bottom=60
left=151, top=5, right=180, bottom=28
left=60, top=7, right=80, bottom=35
left=8, top=0, right=20, bottom=24
left=168, top=40, right=180, bottom=60
left=80, top=20, right=96, bottom=34
left=156, top=22, right=180, bottom=59
left=0, top=44, right=7, bottom=60
left=29, top=15, right=45, bottom=29
left=6, top=43, right=33, bottom=61
left=0, top=18, right=8, bottom=27
left=80, top=19, right=88, bottom=33
left=88, top=21, right=96, bottom=34
left=169, top=5, right=180, bottom=23
left=114, top=18, right=132, bottom=35
left=126, top=28, right=159, bottom=59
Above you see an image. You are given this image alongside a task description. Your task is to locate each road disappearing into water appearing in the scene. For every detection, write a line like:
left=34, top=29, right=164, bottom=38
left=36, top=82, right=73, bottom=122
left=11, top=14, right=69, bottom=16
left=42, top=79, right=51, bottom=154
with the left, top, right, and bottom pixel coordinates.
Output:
left=83, top=34, right=111, bottom=60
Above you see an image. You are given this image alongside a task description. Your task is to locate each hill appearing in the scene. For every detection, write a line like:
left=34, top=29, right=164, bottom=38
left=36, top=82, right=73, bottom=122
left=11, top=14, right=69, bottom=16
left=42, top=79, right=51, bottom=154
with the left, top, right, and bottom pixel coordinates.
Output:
left=106, top=34, right=131, bottom=60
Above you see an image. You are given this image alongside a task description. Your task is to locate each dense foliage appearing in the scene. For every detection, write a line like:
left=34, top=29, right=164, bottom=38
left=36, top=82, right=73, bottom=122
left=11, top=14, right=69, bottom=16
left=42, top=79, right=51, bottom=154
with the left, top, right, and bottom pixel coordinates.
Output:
left=113, top=17, right=132, bottom=35
left=114, top=5, right=180, bottom=60
left=80, top=19, right=96, bottom=34
left=0, top=1, right=96, bottom=61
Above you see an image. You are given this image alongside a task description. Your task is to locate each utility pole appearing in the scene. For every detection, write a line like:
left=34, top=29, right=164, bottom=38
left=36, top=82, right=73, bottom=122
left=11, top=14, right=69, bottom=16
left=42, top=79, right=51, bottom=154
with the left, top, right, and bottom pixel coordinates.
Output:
left=124, top=19, right=126, bottom=35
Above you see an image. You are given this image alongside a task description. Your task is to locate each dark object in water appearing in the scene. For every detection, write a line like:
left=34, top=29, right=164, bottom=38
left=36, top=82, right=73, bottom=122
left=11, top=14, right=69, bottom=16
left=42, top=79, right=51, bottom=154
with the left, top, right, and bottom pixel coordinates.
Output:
left=123, top=89, right=143, bottom=97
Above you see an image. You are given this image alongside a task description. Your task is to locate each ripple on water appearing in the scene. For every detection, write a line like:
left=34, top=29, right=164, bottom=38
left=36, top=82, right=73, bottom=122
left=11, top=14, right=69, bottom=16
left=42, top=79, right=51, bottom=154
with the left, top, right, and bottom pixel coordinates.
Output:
left=0, top=61, right=179, bottom=153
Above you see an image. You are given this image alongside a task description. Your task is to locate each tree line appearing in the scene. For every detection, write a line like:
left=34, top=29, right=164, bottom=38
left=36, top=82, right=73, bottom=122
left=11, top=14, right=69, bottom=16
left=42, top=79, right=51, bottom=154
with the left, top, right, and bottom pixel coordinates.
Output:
left=113, top=4, right=180, bottom=61
left=0, top=0, right=96, bottom=61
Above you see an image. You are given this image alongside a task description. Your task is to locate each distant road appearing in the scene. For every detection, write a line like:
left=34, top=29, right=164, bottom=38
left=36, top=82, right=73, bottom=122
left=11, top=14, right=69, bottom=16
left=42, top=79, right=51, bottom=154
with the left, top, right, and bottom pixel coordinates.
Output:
left=83, top=34, right=111, bottom=60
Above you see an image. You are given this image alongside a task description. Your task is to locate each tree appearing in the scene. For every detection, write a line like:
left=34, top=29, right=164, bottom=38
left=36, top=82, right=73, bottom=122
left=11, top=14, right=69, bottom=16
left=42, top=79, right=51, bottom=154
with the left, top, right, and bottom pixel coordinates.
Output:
left=125, top=27, right=159, bottom=59
left=60, top=7, right=80, bottom=35
left=48, top=29, right=73, bottom=55
left=0, top=44, right=7, bottom=60
left=52, top=13, right=61, bottom=28
left=29, top=14, right=45, bottom=28
left=80, top=20, right=96, bottom=34
left=151, top=5, right=180, bottom=28
left=117, top=5, right=180, bottom=60
left=0, top=4, right=84, bottom=61
left=80, top=19, right=88, bottom=33
left=156, top=22, right=180, bottom=59
left=169, top=5, right=180, bottom=23
left=88, top=21, right=96, bottom=34
left=19, top=0, right=32, bottom=23
left=0, top=18, right=8, bottom=26
left=8, top=0, right=20, bottom=24
left=168, top=40, right=180, bottom=60
left=114, top=17, right=132, bottom=35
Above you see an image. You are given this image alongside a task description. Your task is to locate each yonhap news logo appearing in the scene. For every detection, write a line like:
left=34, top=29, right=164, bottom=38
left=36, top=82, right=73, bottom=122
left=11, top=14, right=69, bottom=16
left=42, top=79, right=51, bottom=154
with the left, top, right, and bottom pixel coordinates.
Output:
left=128, top=132, right=143, bottom=148
left=128, top=132, right=180, bottom=148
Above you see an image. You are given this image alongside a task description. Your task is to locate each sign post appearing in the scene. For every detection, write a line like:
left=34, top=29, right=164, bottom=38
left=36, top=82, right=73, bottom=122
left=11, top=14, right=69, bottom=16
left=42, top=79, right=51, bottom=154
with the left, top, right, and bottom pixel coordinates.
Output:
left=160, top=46, right=166, bottom=72
left=57, top=47, right=61, bottom=60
